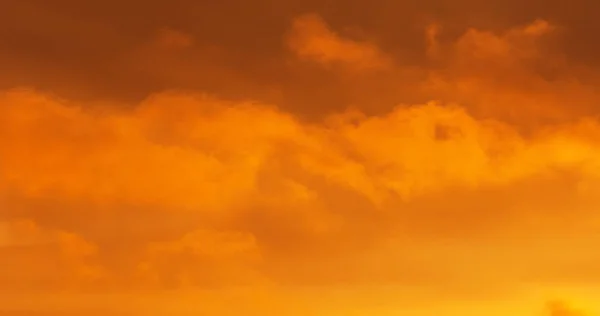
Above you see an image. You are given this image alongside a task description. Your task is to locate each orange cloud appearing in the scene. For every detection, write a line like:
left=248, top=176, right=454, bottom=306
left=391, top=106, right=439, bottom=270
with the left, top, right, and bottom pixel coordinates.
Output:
left=4, top=86, right=600, bottom=298
left=421, top=19, right=600, bottom=125
left=4, top=11, right=600, bottom=316
left=154, top=28, right=194, bottom=50
left=0, top=218, right=106, bottom=293
left=546, top=300, right=587, bottom=316
left=286, top=13, right=392, bottom=71
left=136, top=228, right=264, bottom=288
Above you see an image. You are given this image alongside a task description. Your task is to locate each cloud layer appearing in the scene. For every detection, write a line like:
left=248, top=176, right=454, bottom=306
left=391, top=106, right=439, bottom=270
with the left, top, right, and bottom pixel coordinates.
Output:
left=2, top=10, right=600, bottom=316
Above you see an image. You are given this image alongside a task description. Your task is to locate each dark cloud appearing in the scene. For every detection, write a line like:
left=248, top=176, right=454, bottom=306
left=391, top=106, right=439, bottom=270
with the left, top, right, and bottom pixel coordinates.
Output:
left=2, top=0, right=600, bottom=119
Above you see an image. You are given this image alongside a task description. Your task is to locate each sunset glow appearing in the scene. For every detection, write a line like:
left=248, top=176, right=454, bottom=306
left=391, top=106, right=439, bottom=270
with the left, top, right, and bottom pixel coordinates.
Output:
left=2, top=1, right=600, bottom=315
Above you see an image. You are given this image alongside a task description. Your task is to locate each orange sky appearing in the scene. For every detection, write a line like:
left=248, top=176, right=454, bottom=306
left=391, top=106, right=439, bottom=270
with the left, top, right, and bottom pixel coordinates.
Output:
left=2, top=1, right=600, bottom=315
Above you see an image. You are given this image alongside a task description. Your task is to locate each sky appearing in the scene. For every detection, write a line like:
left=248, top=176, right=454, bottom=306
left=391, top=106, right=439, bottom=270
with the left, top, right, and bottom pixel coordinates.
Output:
left=2, top=0, right=600, bottom=315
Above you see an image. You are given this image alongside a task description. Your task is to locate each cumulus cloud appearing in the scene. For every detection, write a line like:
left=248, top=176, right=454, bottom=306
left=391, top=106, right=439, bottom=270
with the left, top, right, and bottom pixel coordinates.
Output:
left=0, top=218, right=106, bottom=293
left=421, top=18, right=600, bottom=125
left=283, top=13, right=600, bottom=127
left=3, top=11, right=600, bottom=316
left=3, top=84, right=600, bottom=313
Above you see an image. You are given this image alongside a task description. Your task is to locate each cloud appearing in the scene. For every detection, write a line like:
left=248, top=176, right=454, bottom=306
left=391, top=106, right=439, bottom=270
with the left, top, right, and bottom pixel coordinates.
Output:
left=4, top=11, right=600, bottom=316
left=286, top=13, right=393, bottom=71
left=546, top=300, right=586, bottom=316
left=420, top=18, right=600, bottom=126
left=4, top=84, right=600, bottom=298
left=0, top=218, right=106, bottom=292
left=281, top=14, right=600, bottom=128
left=136, top=228, right=265, bottom=288
left=153, top=28, right=194, bottom=50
